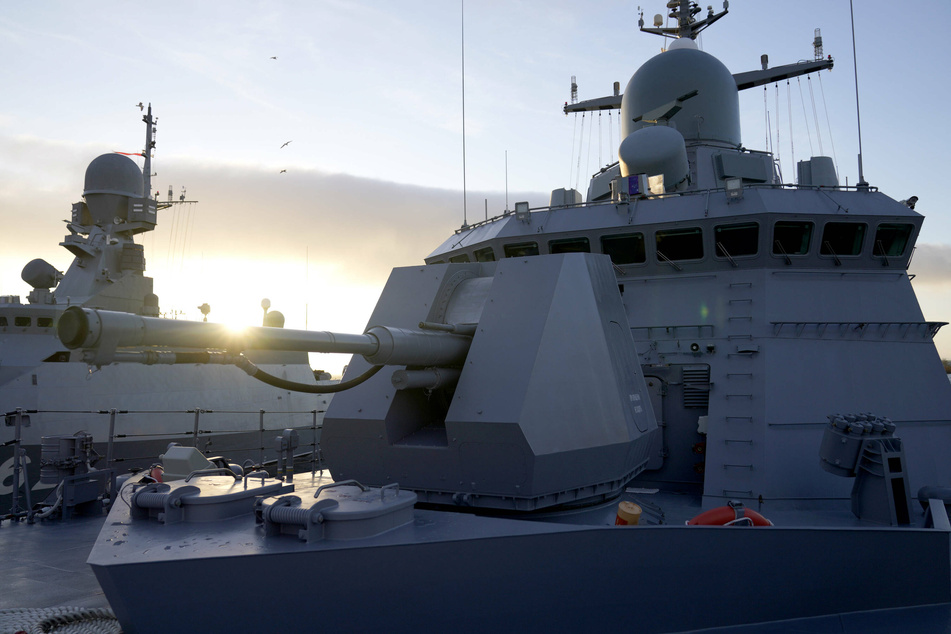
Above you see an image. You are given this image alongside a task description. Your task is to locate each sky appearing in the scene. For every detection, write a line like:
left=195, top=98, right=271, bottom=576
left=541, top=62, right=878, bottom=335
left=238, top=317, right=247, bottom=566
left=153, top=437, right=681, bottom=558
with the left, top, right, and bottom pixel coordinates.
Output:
left=2, top=0, right=951, bottom=375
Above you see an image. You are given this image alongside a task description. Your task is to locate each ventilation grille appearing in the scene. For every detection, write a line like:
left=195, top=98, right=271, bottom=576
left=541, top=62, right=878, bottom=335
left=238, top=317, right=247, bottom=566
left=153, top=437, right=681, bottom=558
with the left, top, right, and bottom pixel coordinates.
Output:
left=682, top=365, right=711, bottom=408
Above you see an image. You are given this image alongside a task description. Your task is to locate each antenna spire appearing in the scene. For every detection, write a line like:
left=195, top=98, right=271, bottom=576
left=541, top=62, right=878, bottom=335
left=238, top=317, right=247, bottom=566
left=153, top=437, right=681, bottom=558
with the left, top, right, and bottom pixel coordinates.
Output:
left=142, top=104, right=155, bottom=196
left=849, top=0, right=868, bottom=188
left=460, top=0, right=468, bottom=229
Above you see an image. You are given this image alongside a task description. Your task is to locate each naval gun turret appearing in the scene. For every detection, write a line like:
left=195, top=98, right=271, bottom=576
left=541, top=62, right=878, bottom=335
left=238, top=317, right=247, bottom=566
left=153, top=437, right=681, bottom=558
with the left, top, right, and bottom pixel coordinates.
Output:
left=58, top=253, right=658, bottom=512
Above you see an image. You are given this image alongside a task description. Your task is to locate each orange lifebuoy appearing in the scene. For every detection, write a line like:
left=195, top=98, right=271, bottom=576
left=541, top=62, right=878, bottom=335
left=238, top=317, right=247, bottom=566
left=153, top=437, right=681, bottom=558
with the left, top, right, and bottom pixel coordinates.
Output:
left=149, top=465, right=164, bottom=483
left=687, top=502, right=772, bottom=526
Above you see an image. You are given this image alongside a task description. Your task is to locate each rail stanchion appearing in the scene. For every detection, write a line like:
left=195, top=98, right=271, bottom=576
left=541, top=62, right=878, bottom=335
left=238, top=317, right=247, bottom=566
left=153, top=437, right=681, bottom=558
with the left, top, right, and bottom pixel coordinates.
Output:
left=106, top=408, right=118, bottom=467
left=259, top=409, right=266, bottom=464
left=311, top=410, right=318, bottom=474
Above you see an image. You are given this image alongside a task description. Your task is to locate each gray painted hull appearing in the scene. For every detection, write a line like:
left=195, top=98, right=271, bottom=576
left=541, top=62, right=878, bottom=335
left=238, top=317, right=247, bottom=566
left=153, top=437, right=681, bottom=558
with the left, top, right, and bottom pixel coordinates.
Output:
left=90, top=474, right=950, bottom=633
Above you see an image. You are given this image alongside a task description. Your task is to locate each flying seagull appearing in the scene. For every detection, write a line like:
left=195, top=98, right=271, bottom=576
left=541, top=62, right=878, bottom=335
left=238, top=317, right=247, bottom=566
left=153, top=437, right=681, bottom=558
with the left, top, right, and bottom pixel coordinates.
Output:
left=281, top=140, right=292, bottom=148
left=280, top=169, right=287, bottom=174
left=270, top=56, right=277, bottom=60
left=135, top=102, right=144, bottom=111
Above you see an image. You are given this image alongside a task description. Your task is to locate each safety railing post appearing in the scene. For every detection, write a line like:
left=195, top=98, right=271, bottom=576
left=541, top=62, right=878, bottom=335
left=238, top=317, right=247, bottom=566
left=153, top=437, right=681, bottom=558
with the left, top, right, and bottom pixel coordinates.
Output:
left=10, top=408, right=23, bottom=517
left=311, top=409, right=318, bottom=474
left=259, top=409, right=266, bottom=464
left=193, top=409, right=202, bottom=447
left=106, top=408, right=117, bottom=467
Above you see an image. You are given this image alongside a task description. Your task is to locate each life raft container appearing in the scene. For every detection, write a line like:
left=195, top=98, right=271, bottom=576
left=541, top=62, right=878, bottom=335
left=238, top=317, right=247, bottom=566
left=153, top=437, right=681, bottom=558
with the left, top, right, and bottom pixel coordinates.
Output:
left=686, top=500, right=772, bottom=526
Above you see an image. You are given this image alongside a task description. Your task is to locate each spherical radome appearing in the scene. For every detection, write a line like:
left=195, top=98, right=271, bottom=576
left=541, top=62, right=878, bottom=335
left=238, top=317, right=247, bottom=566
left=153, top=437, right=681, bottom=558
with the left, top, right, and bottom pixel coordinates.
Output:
left=621, top=46, right=740, bottom=146
left=83, top=153, right=144, bottom=198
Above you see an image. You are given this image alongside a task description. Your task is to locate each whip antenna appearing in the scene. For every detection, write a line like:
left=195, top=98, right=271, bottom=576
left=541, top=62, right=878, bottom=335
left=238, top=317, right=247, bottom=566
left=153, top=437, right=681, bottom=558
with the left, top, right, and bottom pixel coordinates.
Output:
left=460, top=0, right=468, bottom=228
left=849, top=0, right=868, bottom=187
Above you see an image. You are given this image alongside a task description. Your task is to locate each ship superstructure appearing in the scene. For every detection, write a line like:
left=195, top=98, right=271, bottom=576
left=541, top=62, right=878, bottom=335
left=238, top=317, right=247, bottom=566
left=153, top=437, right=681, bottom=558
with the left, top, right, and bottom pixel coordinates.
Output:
left=37, top=3, right=951, bottom=632
left=424, top=0, right=950, bottom=508
left=0, top=106, right=330, bottom=514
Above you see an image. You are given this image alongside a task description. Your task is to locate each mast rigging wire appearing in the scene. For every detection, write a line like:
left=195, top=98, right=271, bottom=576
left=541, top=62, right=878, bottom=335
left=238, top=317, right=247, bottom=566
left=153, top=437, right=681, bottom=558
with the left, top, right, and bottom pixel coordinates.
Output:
left=775, top=83, right=782, bottom=178
left=817, top=72, right=840, bottom=179
left=608, top=110, right=614, bottom=163
left=796, top=77, right=815, bottom=156
left=575, top=113, right=586, bottom=191
left=598, top=112, right=603, bottom=168
left=584, top=111, right=594, bottom=184
left=807, top=75, right=824, bottom=155
left=787, top=80, right=795, bottom=174
left=569, top=112, right=579, bottom=187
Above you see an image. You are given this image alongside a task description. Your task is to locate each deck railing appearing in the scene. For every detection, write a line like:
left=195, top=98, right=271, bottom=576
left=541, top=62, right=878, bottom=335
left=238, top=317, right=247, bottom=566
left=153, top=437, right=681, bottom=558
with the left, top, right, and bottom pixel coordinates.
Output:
left=4, top=406, right=328, bottom=471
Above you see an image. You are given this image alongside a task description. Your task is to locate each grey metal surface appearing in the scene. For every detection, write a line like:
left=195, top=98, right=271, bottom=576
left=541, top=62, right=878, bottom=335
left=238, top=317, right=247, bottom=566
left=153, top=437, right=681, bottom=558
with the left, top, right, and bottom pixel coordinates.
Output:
left=0, top=514, right=109, bottom=610
left=7, top=1, right=951, bottom=632
left=87, top=473, right=951, bottom=634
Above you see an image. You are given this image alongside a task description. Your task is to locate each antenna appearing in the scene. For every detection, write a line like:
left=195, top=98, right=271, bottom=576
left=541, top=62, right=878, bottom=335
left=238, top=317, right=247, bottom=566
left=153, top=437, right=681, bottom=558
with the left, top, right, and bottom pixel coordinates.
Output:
left=505, top=150, right=509, bottom=212
left=813, top=28, right=823, bottom=61
left=849, top=0, right=868, bottom=187
left=142, top=103, right=155, bottom=196
left=570, top=76, right=578, bottom=104
left=460, top=0, right=468, bottom=229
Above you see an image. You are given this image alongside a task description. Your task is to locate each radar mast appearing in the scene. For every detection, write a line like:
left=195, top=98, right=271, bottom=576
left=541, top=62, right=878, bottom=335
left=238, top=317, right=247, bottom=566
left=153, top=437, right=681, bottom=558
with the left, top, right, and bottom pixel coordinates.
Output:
left=638, top=0, right=729, bottom=41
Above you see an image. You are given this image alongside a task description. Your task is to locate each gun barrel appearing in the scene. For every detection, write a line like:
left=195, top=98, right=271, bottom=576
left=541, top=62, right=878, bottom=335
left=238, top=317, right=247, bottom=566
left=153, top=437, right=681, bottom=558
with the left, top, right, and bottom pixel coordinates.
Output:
left=57, top=306, right=472, bottom=368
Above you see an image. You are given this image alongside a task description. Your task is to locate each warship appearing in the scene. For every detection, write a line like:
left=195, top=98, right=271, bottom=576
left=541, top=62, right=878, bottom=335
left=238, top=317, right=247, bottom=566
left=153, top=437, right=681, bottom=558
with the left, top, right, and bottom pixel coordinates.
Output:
left=0, top=106, right=331, bottom=518
left=42, top=2, right=951, bottom=631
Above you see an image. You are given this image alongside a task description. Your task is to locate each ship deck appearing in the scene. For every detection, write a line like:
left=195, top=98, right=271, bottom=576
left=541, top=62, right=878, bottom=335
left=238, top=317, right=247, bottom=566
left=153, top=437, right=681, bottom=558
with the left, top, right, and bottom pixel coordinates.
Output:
left=0, top=513, right=110, bottom=610
left=2, top=486, right=950, bottom=633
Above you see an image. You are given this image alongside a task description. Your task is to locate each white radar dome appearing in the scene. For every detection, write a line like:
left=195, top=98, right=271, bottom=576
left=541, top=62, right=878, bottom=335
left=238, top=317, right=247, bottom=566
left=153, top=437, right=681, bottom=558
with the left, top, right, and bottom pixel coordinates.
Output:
left=618, top=125, right=689, bottom=191
left=83, top=153, right=143, bottom=198
left=621, top=47, right=740, bottom=146
left=666, top=38, right=698, bottom=51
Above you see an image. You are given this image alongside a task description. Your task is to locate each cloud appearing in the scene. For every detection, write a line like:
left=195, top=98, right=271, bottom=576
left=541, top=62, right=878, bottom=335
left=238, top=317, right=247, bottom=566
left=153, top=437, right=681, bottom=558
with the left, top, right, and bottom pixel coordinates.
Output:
left=908, top=243, right=951, bottom=287
left=155, top=159, right=547, bottom=283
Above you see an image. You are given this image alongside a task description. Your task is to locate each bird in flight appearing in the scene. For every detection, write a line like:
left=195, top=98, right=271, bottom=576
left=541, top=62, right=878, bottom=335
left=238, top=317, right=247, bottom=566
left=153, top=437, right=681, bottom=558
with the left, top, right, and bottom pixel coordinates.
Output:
left=135, top=102, right=144, bottom=111
left=280, top=169, right=287, bottom=173
left=281, top=140, right=292, bottom=148
left=270, top=56, right=277, bottom=60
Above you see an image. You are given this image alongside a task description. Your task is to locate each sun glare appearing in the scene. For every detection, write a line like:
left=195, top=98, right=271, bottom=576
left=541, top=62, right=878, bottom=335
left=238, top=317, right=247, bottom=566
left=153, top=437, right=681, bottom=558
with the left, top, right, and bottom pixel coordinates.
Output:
left=148, top=256, right=381, bottom=378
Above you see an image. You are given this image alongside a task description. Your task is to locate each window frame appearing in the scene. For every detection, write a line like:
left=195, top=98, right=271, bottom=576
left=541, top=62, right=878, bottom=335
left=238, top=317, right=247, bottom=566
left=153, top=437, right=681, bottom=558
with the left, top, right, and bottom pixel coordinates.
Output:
left=548, top=237, right=591, bottom=255
left=600, top=232, right=647, bottom=266
left=771, top=220, right=815, bottom=258
left=713, top=221, right=760, bottom=260
left=503, top=242, right=540, bottom=258
left=655, top=226, right=705, bottom=263
left=819, top=222, right=867, bottom=258
left=872, top=222, right=914, bottom=258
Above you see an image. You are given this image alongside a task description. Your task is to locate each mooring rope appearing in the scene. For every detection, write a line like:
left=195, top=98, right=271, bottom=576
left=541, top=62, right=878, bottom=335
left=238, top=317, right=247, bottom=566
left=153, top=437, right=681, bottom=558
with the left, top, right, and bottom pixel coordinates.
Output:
left=0, top=607, right=120, bottom=634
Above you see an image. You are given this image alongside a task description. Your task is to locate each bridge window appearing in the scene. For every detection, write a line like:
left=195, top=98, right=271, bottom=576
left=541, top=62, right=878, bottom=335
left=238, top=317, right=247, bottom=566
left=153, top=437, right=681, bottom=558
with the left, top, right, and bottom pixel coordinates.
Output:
left=820, top=222, right=866, bottom=256
left=873, top=223, right=914, bottom=257
left=773, top=221, right=813, bottom=256
left=449, top=253, right=471, bottom=263
left=715, top=222, right=758, bottom=258
left=14, top=316, right=30, bottom=327
left=37, top=317, right=53, bottom=328
left=0, top=316, right=6, bottom=326
left=656, top=227, right=703, bottom=261
left=549, top=237, right=590, bottom=254
left=601, top=233, right=646, bottom=265
left=474, top=247, right=496, bottom=262
left=503, top=242, right=539, bottom=258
